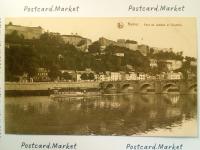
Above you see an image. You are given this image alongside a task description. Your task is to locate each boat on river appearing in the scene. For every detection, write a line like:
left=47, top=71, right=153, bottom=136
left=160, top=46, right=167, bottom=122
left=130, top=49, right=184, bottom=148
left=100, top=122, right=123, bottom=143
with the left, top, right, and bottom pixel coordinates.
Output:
left=50, top=87, right=100, bottom=99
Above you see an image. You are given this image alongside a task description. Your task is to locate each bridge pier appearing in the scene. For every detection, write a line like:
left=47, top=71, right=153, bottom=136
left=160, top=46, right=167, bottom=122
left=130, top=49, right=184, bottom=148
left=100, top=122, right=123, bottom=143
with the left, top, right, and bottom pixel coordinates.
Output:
left=155, top=81, right=162, bottom=94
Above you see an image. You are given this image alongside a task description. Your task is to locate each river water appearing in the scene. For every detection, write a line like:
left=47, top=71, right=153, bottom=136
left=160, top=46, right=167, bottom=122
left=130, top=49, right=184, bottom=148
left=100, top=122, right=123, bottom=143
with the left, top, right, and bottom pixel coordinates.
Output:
left=5, top=94, right=197, bottom=136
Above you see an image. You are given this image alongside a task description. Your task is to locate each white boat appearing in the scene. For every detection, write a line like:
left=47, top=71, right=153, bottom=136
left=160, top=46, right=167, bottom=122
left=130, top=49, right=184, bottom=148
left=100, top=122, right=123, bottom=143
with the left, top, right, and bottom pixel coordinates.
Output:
left=50, top=87, right=86, bottom=99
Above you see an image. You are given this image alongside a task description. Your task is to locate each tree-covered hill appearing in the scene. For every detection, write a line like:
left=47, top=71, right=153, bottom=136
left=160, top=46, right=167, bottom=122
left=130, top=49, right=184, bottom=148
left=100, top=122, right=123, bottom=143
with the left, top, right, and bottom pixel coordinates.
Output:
left=5, top=31, right=195, bottom=81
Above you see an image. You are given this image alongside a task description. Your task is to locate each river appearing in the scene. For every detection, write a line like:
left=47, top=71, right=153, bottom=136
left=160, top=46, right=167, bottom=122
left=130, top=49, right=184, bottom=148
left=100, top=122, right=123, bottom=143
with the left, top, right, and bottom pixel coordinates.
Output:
left=5, top=94, right=197, bottom=136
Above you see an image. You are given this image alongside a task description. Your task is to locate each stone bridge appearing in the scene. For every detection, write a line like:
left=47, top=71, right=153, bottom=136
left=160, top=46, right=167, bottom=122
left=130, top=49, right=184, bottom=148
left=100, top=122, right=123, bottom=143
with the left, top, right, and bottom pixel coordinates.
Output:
left=99, top=80, right=197, bottom=94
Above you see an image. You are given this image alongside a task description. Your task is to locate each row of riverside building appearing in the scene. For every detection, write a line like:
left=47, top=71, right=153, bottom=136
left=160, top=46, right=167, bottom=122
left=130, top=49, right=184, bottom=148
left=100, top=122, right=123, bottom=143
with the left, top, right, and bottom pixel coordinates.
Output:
left=19, top=68, right=185, bottom=83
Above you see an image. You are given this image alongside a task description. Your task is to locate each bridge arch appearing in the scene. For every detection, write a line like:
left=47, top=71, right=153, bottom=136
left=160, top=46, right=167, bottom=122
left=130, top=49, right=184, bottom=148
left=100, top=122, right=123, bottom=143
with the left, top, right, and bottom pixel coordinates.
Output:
left=162, top=83, right=178, bottom=93
left=140, top=83, right=153, bottom=93
left=106, top=83, right=115, bottom=89
left=121, top=84, right=131, bottom=90
left=120, top=83, right=134, bottom=92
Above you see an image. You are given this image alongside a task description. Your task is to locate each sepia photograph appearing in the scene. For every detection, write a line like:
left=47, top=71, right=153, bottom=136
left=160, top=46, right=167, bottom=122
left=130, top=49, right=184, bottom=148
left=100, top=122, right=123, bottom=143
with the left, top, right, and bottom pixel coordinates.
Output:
left=5, top=17, right=197, bottom=136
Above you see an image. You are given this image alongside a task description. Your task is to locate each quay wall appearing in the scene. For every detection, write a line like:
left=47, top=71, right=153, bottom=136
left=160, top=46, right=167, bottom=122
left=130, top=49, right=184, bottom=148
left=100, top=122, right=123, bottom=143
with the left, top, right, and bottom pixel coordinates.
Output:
left=5, top=81, right=100, bottom=91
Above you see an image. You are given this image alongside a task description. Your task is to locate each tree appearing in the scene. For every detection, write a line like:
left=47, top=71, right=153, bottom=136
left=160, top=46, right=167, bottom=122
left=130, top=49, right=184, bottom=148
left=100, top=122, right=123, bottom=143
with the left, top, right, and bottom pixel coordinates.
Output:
left=80, top=73, right=88, bottom=80
left=88, top=73, right=95, bottom=80
left=151, top=51, right=184, bottom=60
left=88, top=41, right=101, bottom=54
left=179, top=56, right=197, bottom=80
left=5, top=45, right=39, bottom=80
left=5, top=30, right=24, bottom=44
left=48, top=65, right=61, bottom=81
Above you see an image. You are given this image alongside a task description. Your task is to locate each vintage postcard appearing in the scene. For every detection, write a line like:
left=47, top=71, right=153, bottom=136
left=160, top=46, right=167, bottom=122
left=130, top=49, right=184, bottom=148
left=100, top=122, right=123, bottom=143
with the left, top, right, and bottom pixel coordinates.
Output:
left=4, top=17, right=197, bottom=137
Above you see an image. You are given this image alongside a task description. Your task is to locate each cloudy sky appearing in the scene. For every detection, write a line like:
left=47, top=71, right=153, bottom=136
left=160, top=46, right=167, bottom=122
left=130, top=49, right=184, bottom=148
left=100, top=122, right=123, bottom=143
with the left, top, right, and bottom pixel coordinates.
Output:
left=6, top=17, right=197, bottom=57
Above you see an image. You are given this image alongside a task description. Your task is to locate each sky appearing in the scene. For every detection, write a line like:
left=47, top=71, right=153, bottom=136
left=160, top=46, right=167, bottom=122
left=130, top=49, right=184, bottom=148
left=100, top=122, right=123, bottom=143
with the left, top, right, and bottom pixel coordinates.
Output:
left=6, top=17, right=197, bottom=57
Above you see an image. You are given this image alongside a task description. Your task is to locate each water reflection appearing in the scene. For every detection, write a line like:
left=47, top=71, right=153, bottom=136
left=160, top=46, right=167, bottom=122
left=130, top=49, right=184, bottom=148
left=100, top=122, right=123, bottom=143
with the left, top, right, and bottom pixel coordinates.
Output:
left=5, top=94, right=197, bottom=135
